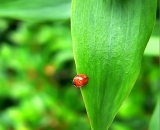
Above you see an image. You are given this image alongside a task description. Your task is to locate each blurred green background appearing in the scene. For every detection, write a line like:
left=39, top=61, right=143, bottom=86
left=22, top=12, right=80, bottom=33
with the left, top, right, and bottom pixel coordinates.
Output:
left=0, top=0, right=159, bottom=130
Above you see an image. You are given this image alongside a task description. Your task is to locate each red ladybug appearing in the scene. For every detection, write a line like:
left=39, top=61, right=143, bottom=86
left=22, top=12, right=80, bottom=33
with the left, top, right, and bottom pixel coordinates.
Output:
left=72, top=74, right=88, bottom=88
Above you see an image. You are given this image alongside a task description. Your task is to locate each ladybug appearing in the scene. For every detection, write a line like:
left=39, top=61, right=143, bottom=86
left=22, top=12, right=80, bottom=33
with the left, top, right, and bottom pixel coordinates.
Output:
left=72, top=74, right=88, bottom=88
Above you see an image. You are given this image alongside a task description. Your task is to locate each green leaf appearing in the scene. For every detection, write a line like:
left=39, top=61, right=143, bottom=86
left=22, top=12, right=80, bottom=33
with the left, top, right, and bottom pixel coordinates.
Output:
left=144, top=36, right=159, bottom=56
left=149, top=97, right=160, bottom=130
left=71, top=0, right=157, bottom=130
left=144, top=21, right=159, bottom=56
left=0, top=0, right=71, bottom=21
left=144, top=20, right=160, bottom=56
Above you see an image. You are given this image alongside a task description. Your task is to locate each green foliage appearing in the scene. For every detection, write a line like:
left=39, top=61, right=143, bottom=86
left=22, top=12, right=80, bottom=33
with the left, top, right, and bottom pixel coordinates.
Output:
left=0, top=0, right=159, bottom=130
left=149, top=97, right=160, bottom=130
left=144, top=21, right=159, bottom=56
left=71, top=0, right=157, bottom=130
left=0, top=19, right=90, bottom=130
left=0, top=0, right=71, bottom=21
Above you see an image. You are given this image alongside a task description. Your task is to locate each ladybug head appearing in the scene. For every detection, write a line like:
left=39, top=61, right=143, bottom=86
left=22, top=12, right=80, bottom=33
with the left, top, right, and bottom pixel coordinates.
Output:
left=72, top=80, right=76, bottom=86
